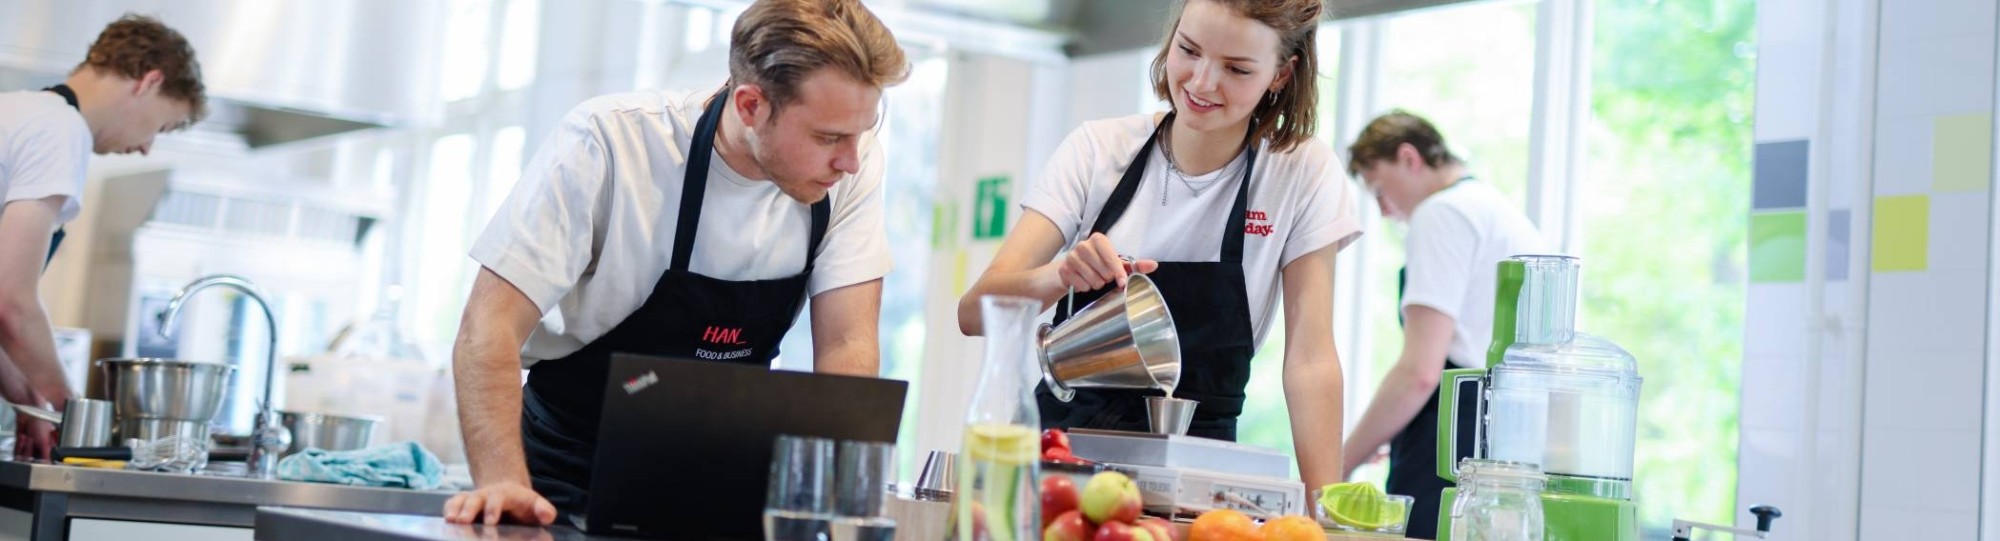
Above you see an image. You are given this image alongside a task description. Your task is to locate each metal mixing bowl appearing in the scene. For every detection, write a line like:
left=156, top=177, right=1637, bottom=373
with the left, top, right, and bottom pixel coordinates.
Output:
left=278, top=411, right=382, bottom=456
left=97, top=358, right=236, bottom=442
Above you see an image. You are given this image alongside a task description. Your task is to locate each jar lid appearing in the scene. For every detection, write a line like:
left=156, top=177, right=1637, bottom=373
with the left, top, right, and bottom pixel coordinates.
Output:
left=1457, top=458, right=1547, bottom=481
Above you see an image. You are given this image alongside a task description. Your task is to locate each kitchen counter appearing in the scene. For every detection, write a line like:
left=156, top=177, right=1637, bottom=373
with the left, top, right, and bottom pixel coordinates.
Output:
left=0, top=458, right=452, bottom=540
left=253, top=506, right=1410, bottom=541
left=256, top=507, right=593, bottom=541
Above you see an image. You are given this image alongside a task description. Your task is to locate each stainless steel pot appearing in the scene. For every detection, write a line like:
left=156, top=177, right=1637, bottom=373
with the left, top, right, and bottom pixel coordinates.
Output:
left=277, top=411, right=381, bottom=456
left=97, top=358, right=236, bottom=442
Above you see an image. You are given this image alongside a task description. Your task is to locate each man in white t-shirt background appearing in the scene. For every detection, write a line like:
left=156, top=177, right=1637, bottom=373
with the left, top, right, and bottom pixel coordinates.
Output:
left=1338, top=110, right=1547, bottom=539
left=0, top=14, right=205, bottom=460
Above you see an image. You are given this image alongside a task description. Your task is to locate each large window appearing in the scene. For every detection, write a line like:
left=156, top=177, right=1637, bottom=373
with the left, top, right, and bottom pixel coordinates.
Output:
left=1303, top=0, right=1541, bottom=485
left=1288, top=1, right=1748, bottom=536
left=1234, top=26, right=1342, bottom=465
left=1587, top=0, right=1753, bottom=533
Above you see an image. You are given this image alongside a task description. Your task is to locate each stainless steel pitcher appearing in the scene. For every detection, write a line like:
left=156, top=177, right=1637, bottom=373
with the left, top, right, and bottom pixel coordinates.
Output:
left=1038, top=273, right=1181, bottom=402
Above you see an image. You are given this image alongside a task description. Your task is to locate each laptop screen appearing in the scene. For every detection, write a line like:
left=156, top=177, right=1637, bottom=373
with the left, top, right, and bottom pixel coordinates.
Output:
left=586, top=354, right=907, bottom=540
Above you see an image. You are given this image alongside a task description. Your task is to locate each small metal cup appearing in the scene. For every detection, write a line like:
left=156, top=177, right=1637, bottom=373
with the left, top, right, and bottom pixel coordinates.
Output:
left=59, top=398, right=114, bottom=448
left=912, top=450, right=955, bottom=501
left=1146, top=397, right=1198, bottom=436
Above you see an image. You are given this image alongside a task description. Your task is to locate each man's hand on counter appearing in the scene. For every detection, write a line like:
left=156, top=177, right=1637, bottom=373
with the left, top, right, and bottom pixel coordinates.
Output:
left=12, top=415, right=52, bottom=461
left=443, top=481, right=557, bottom=526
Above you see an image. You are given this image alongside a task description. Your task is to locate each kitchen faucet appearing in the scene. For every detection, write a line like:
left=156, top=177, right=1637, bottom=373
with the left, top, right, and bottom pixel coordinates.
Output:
left=158, top=274, right=292, bottom=479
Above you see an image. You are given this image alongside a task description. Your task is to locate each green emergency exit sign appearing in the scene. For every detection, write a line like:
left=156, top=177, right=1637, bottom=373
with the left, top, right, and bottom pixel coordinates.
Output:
left=973, top=175, right=1010, bottom=240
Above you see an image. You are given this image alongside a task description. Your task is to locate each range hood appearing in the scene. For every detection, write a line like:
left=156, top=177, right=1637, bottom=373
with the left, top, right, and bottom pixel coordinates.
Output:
left=0, top=0, right=450, bottom=149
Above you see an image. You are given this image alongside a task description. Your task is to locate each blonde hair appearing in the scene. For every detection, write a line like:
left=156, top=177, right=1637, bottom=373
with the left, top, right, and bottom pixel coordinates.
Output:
left=1346, top=110, right=1461, bottom=177
left=728, top=0, right=909, bottom=113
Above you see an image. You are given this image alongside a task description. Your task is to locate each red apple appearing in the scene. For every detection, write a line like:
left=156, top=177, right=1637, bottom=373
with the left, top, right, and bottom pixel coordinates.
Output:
left=1094, top=520, right=1136, bottom=541
left=1044, top=447, right=1075, bottom=462
left=1137, top=517, right=1176, bottom=541
left=1080, top=471, right=1143, bottom=524
left=1042, top=475, right=1080, bottom=526
left=1044, top=510, right=1093, bottom=541
left=1043, top=429, right=1071, bottom=452
left=1131, top=527, right=1157, bottom=541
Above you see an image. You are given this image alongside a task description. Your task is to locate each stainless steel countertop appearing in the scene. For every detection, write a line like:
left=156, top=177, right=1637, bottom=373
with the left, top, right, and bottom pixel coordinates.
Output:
left=256, top=507, right=599, bottom=541
left=0, top=458, right=451, bottom=514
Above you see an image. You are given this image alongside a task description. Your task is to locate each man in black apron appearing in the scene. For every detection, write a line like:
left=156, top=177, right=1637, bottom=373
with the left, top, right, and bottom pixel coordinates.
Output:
left=1037, top=114, right=1259, bottom=441
left=516, top=88, right=829, bottom=518
left=0, top=14, right=205, bottom=460
left=1339, top=111, right=1546, bottom=540
left=443, top=0, right=908, bottom=526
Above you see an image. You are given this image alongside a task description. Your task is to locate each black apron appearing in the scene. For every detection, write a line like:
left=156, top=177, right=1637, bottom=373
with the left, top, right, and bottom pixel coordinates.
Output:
left=39, top=84, right=77, bottom=266
left=1036, top=113, right=1258, bottom=441
left=1383, top=265, right=1475, bottom=541
left=518, top=89, right=831, bottom=520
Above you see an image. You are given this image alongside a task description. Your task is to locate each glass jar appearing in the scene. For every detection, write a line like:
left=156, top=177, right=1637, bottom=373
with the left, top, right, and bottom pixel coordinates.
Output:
left=950, top=296, right=1044, bottom=541
left=1450, top=459, right=1546, bottom=541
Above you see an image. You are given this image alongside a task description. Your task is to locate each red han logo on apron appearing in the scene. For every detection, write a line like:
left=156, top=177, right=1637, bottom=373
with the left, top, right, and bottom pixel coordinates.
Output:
left=702, top=325, right=748, bottom=345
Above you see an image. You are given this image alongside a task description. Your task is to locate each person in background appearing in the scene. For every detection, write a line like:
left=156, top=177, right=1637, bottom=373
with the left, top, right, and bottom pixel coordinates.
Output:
left=0, top=14, right=205, bottom=460
left=1339, top=110, right=1547, bottom=539
left=443, top=0, right=906, bottom=526
left=957, top=0, right=1363, bottom=492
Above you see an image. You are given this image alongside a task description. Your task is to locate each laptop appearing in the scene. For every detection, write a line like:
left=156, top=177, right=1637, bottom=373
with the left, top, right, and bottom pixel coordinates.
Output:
left=585, top=353, right=908, bottom=540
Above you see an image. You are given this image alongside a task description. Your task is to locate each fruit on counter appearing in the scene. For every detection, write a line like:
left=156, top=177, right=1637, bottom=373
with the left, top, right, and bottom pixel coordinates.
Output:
left=1136, top=516, right=1177, bottom=541
left=1188, top=509, right=1262, bottom=541
left=1044, top=447, right=1076, bottom=462
left=1042, top=429, right=1071, bottom=452
left=1043, top=510, right=1094, bottom=541
left=1079, top=471, right=1143, bottom=524
left=1129, top=525, right=1157, bottom=541
left=1256, top=515, right=1320, bottom=541
left=1092, top=519, right=1139, bottom=541
left=1042, top=475, right=1080, bottom=525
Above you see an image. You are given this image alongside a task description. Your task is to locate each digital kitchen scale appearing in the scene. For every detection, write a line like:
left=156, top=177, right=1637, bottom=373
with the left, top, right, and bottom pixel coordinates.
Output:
left=1067, top=429, right=1306, bottom=519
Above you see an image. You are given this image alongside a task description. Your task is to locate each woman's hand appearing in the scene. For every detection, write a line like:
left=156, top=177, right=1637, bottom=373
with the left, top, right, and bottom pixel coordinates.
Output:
left=1053, top=233, right=1158, bottom=291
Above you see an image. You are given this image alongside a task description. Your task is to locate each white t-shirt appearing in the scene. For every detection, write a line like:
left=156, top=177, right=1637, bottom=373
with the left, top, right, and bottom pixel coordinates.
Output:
left=1021, top=113, right=1365, bottom=348
left=1399, top=180, right=1549, bottom=368
left=471, top=89, right=892, bottom=365
left=0, top=90, right=90, bottom=228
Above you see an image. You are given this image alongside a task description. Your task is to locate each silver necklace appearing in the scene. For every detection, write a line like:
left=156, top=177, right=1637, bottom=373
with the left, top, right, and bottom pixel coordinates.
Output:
left=1159, top=130, right=1236, bottom=206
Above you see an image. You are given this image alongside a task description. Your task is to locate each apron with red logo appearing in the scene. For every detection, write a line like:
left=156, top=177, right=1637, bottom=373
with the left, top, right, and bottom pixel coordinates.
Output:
left=518, top=88, right=829, bottom=519
left=1037, top=112, right=1259, bottom=441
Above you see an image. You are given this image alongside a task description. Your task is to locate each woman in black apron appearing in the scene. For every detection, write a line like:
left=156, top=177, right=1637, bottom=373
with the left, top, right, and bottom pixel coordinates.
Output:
left=957, top=0, right=1356, bottom=492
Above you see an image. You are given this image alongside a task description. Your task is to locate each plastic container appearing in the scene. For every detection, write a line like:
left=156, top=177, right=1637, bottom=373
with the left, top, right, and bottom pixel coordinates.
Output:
left=1313, top=485, right=1413, bottom=536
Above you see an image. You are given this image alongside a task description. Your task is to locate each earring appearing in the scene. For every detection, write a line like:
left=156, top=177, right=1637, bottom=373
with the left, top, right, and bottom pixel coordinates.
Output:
left=1267, top=91, right=1279, bottom=106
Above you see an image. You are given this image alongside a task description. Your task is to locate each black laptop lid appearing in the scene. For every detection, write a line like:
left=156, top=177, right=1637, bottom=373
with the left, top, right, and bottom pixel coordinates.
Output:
left=587, top=354, right=907, bottom=540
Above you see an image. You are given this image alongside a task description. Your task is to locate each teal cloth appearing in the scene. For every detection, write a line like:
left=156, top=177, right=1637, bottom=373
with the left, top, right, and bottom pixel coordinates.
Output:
left=276, top=441, right=444, bottom=490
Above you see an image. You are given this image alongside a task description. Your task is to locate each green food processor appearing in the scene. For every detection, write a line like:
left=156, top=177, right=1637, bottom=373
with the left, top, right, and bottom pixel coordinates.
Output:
left=1434, top=255, right=1641, bottom=541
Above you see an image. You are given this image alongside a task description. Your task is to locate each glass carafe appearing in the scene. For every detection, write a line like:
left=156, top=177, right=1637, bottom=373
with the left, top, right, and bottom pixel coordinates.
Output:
left=1449, top=459, right=1546, bottom=541
left=951, top=296, right=1043, bottom=541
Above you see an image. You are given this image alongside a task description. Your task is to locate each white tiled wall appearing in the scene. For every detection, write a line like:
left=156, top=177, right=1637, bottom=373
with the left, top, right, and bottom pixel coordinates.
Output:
left=1743, top=0, right=1998, bottom=539
left=1860, top=0, right=1995, bottom=535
